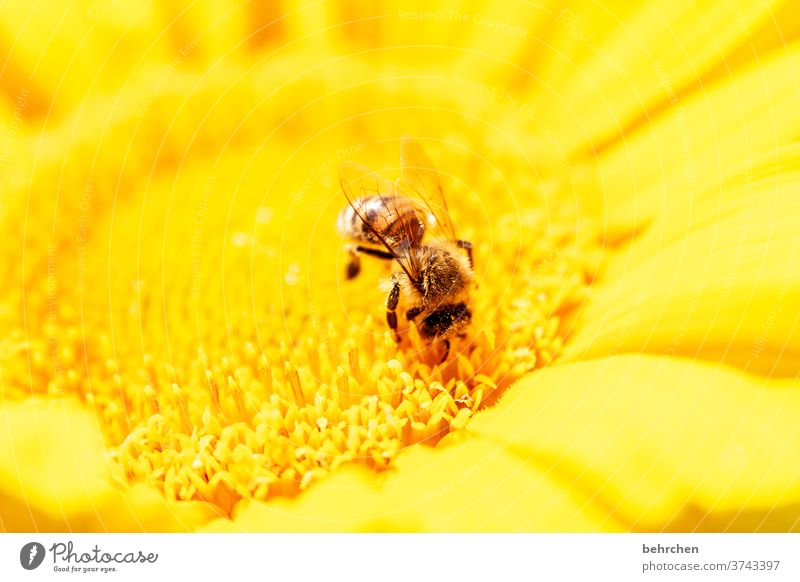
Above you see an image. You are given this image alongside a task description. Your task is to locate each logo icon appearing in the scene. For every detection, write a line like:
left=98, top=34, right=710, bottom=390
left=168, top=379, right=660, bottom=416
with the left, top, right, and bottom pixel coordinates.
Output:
left=20, top=542, right=46, bottom=570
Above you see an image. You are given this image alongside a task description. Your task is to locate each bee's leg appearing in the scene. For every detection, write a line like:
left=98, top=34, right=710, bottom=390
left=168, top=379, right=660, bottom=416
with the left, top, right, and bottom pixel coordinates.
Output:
left=439, top=339, right=451, bottom=363
left=345, top=245, right=394, bottom=279
left=346, top=247, right=361, bottom=280
left=405, top=306, right=423, bottom=322
left=356, top=246, right=395, bottom=260
left=456, top=239, right=473, bottom=269
left=386, top=277, right=401, bottom=342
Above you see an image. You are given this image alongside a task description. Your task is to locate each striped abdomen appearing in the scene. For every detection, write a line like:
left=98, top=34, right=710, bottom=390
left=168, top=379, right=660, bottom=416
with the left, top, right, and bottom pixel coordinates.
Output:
left=337, top=195, right=433, bottom=248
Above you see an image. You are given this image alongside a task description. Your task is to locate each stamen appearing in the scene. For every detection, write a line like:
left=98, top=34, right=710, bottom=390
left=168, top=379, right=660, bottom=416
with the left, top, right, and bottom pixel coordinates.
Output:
left=5, top=145, right=599, bottom=514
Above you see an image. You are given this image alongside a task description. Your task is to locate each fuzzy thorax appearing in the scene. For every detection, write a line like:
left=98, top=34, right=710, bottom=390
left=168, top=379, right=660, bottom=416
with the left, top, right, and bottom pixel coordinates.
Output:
left=394, top=239, right=474, bottom=309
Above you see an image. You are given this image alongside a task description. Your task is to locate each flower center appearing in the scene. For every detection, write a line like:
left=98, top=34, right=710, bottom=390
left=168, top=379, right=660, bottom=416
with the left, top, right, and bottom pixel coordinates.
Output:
left=103, top=183, right=599, bottom=513
left=2, top=61, right=604, bottom=516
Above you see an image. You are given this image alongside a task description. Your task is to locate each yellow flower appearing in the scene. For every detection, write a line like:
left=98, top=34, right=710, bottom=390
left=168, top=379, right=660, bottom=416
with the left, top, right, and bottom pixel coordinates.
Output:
left=1, top=0, right=799, bottom=532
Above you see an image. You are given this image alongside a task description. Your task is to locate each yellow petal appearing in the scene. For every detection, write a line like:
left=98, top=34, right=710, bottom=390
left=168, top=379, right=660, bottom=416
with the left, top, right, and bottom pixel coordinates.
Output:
left=706, top=0, right=800, bottom=80
left=201, top=437, right=620, bottom=532
left=591, top=43, right=800, bottom=232
left=470, top=355, right=800, bottom=531
left=566, top=145, right=800, bottom=376
left=529, top=0, right=785, bottom=158
left=381, top=436, right=621, bottom=532
left=450, top=1, right=561, bottom=79
left=0, top=398, right=218, bottom=531
left=90, top=484, right=222, bottom=533
left=200, top=467, right=419, bottom=532
left=532, top=0, right=638, bottom=92
left=0, top=398, right=108, bottom=516
left=331, top=0, right=563, bottom=90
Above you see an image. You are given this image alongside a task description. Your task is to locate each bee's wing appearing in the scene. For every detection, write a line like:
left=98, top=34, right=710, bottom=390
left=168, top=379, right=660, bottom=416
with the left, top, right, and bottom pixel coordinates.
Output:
left=398, top=136, right=457, bottom=241
left=338, top=161, right=422, bottom=285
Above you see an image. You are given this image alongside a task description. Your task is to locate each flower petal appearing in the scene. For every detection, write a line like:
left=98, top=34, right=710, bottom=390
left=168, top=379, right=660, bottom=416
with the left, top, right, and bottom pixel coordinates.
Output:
left=528, top=0, right=786, bottom=158
left=0, top=399, right=108, bottom=516
left=707, top=0, right=800, bottom=79
left=566, top=145, right=800, bottom=376
left=469, top=355, right=800, bottom=531
left=0, top=398, right=218, bottom=531
left=200, top=468, right=416, bottom=532
left=590, top=43, right=800, bottom=232
left=382, top=436, right=621, bottom=532
left=201, top=437, right=621, bottom=532
left=334, top=0, right=549, bottom=56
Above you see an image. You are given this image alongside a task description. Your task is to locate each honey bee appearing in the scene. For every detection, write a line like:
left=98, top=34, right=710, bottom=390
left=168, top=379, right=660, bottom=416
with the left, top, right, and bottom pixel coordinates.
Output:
left=337, top=137, right=474, bottom=361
